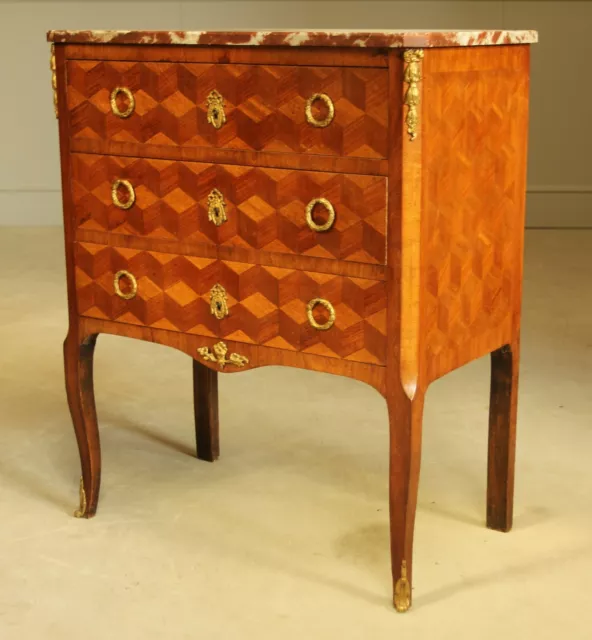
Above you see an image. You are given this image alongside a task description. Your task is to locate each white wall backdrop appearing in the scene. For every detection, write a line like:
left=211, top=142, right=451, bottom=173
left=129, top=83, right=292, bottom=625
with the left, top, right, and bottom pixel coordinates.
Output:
left=0, top=0, right=588, bottom=227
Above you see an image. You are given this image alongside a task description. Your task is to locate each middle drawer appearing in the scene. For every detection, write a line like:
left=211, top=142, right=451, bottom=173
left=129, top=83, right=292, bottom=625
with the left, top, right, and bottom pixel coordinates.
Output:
left=71, top=153, right=387, bottom=265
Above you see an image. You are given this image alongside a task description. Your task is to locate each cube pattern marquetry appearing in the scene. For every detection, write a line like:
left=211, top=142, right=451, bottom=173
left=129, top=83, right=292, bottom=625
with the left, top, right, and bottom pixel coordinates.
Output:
left=71, top=153, right=387, bottom=264
left=422, top=48, right=529, bottom=381
left=66, top=61, right=389, bottom=158
left=75, top=242, right=387, bottom=365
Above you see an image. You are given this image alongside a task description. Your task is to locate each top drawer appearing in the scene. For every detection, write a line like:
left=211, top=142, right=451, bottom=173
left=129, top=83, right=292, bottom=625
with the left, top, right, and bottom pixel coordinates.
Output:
left=66, top=61, right=389, bottom=159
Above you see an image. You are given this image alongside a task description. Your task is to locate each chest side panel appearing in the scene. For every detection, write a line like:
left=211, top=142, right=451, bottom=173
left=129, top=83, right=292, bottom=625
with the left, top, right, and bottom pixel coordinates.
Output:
left=421, top=46, right=530, bottom=382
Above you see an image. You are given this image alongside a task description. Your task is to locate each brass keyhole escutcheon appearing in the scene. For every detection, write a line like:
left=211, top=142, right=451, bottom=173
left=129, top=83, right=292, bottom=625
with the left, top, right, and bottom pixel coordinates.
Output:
left=113, top=270, right=138, bottom=300
left=305, top=197, right=336, bottom=233
left=207, top=189, right=227, bottom=226
left=111, top=179, right=135, bottom=210
left=210, top=284, right=229, bottom=320
left=306, top=298, right=336, bottom=331
left=305, top=93, right=335, bottom=128
left=207, top=90, right=226, bottom=129
left=110, top=87, right=135, bottom=118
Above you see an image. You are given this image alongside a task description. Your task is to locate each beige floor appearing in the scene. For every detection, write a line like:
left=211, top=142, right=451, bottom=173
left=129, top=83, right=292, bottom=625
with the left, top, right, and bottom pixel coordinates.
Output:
left=0, top=228, right=590, bottom=639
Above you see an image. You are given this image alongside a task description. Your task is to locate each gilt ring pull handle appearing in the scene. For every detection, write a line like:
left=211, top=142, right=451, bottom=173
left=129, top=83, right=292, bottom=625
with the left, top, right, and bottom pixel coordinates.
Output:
left=305, top=197, right=336, bottom=233
left=305, top=93, right=335, bottom=128
left=110, top=87, right=135, bottom=118
left=306, top=298, right=336, bottom=331
left=207, top=90, right=226, bottom=129
left=113, top=270, right=138, bottom=300
left=111, top=179, right=136, bottom=210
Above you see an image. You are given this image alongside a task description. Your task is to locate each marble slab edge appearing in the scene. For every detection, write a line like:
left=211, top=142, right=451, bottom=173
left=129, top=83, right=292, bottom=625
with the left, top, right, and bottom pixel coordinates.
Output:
left=47, top=29, right=538, bottom=48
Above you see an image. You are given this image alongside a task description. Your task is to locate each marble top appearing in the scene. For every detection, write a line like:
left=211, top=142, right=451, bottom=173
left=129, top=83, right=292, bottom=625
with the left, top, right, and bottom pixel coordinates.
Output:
left=47, top=29, right=538, bottom=48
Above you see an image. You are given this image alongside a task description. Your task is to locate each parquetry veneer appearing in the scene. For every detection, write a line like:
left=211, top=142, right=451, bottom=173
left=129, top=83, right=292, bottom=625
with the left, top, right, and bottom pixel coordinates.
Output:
left=48, top=27, right=536, bottom=612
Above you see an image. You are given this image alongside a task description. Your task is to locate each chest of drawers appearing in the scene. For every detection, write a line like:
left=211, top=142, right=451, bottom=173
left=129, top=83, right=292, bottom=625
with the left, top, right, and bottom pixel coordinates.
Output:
left=48, top=28, right=536, bottom=612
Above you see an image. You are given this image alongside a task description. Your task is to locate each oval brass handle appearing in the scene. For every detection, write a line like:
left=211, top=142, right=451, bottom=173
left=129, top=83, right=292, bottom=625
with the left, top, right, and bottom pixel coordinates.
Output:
left=305, top=93, right=335, bottom=128
left=110, top=87, right=135, bottom=118
left=111, top=179, right=135, bottom=210
left=207, top=90, right=226, bottom=129
left=306, top=298, right=336, bottom=331
left=305, top=197, right=336, bottom=233
left=207, top=188, right=227, bottom=226
left=113, top=270, right=138, bottom=300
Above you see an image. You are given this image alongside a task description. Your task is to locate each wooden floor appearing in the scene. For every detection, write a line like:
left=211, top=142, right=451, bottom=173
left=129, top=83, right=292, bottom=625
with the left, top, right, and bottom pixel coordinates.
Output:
left=0, top=227, right=590, bottom=638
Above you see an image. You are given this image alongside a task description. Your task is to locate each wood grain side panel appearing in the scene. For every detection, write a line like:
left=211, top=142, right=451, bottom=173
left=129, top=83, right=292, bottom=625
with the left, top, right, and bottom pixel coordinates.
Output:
left=74, top=242, right=387, bottom=365
left=384, top=50, right=404, bottom=385
left=54, top=44, right=77, bottom=320
left=399, top=53, right=423, bottom=399
left=66, top=61, right=389, bottom=159
left=71, top=153, right=388, bottom=265
left=69, top=139, right=388, bottom=176
left=64, top=44, right=389, bottom=68
left=421, top=46, right=530, bottom=383
left=75, top=229, right=387, bottom=281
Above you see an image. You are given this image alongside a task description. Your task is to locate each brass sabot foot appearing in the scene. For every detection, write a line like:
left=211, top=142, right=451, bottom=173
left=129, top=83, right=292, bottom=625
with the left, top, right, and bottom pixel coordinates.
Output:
left=73, top=476, right=87, bottom=518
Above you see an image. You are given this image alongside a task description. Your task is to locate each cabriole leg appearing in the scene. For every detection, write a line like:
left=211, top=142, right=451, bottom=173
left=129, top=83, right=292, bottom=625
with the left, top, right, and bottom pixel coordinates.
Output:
left=387, top=384, right=425, bottom=612
left=64, top=329, right=100, bottom=518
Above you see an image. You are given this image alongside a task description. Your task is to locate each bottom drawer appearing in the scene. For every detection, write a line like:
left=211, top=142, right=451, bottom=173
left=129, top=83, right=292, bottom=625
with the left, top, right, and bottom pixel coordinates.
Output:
left=74, top=242, right=387, bottom=365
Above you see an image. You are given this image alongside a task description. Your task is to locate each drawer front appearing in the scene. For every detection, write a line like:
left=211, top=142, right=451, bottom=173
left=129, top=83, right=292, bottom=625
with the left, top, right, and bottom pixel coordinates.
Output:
left=75, top=243, right=387, bottom=365
left=66, top=61, right=388, bottom=159
left=72, top=154, right=387, bottom=265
